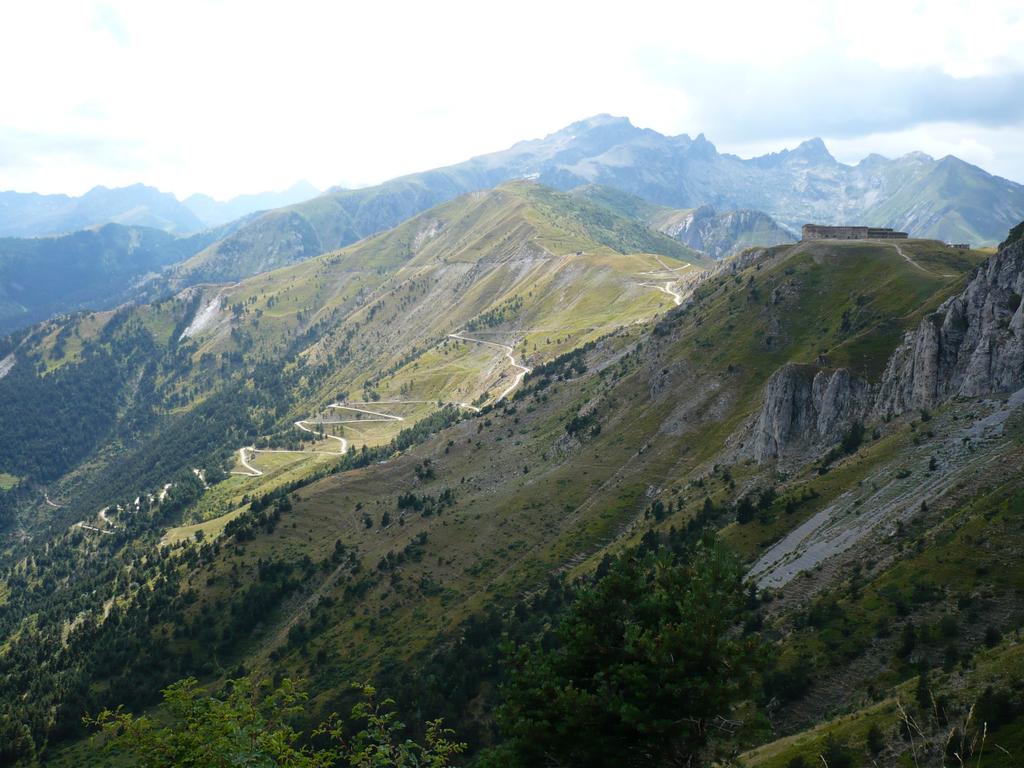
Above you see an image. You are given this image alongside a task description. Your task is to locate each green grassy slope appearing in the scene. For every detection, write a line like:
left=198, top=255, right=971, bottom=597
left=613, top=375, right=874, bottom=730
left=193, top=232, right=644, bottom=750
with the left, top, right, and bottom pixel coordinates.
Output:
left=866, top=155, right=1024, bottom=245
left=4, top=198, right=1016, bottom=766
left=0, top=181, right=706, bottom=520
left=58, top=238, right=991, bottom=755
left=739, top=470, right=1024, bottom=767
left=174, top=182, right=706, bottom=447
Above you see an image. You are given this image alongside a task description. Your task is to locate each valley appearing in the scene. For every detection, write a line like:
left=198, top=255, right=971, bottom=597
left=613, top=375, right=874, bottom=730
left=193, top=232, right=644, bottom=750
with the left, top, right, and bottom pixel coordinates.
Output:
left=0, top=165, right=1021, bottom=768
left=5, top=2, right=1024, bottom=763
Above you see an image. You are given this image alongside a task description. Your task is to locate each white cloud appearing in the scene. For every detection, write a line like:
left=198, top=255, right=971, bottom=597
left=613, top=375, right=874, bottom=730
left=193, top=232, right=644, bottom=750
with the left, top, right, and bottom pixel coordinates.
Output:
left=0, top=0, right=1021, bottom=198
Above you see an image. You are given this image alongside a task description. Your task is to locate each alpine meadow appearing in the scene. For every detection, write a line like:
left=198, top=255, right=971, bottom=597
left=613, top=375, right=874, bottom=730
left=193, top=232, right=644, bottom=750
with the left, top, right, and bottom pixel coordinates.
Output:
left=2, top=2, right=1024, bottom=767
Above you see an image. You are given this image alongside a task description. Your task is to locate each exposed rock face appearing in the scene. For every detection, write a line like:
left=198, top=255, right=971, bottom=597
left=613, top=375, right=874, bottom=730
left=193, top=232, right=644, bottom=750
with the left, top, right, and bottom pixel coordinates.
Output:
left=659, top=205, right=794, bottom=259
left=749, top=233, right=1024, bottom=460
left=751, top=365, right=871, bottom=461
left=874, top=237, right=1024, bottom=416
left=815, top=368, right=873, bottom=439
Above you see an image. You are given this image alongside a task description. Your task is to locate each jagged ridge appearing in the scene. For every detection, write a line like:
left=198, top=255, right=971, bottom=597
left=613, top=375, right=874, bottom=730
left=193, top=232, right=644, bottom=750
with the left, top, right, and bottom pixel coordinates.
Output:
left=751, top=234, right=1024, bottom=460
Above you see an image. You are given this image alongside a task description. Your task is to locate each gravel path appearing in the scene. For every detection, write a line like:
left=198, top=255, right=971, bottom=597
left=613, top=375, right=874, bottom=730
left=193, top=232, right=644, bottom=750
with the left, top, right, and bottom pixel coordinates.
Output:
left=448, top=332, right=532, bottom=402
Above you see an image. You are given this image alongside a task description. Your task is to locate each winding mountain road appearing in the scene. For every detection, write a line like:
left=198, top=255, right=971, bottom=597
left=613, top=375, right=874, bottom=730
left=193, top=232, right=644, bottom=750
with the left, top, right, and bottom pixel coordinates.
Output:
left=231, top=418, right=352, bottom=478
left=638, top=280, right=684, bottom=306
left=639, top=255, right=696, bottom=277
left=295, top=418, right=350, bottom=449
left=230, top=399, right=482, bottom=478
left=448, top=332, right=532, bottom=403
left=72, top=521, right=115, bottom=536
left=232, top=272, right=687, bottom=480
left=656, top=281, right=683, bottom=306
left=341, top=399, right=482, bottom=413
left=233, top=447, right=265, bottom=477
left=635, top=258, right=696, bottom=308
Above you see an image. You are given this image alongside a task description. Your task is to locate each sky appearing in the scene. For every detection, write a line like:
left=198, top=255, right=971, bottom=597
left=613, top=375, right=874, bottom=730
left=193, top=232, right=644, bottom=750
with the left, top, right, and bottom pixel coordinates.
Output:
left=1, top=0, right=1022, bottom=200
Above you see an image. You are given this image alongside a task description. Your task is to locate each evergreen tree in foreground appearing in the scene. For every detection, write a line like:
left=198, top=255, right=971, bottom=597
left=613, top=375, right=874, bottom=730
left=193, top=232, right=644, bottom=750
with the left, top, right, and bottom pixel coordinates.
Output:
left=488, top=536, right=761, bottom=767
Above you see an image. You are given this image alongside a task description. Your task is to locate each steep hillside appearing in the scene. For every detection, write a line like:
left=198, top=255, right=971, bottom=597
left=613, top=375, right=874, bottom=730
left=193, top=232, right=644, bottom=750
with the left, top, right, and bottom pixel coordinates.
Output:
left=173, top=182, right=705, bottom=421
left=0, top=181, right=703, bottom=524
left=0, top=183, right=203, bottom=236
left=0, top=223, right=227, bottom=334
left=748, top=232, right=1024, bottom=462
left=226, top=233, right=1016, bottom=768
left=3, top=160, right=1023, bottom=768
left=0, top=183, right=714, bottom=763
left=6, top=207, right=1015, bottom=765
left=169, top=208, right=326, bottom=283
left=864, top=154, right=1024, bottom=245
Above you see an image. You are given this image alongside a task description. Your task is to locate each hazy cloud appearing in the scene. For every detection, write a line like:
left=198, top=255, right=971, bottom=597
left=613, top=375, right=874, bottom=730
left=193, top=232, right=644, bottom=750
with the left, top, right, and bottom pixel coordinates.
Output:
left=0, top=126, right=148, bottom=192
left=0, top=0, right=1021, bottom=197
left=91, top=4, right=129, bottom=47
left=662, top=56, right=1024, bottom=143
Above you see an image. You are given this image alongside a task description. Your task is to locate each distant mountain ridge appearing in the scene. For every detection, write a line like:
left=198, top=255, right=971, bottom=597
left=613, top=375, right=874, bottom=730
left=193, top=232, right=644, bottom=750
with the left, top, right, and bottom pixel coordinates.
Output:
left=3, top=115, right=1016, bottom=266
left=571, top=185, right=795, bottom=258
left=0, top=183, right=204, bottom=237
left=0, top=181, right=320, bottom=238
left=507, top=116, right=1024, bottom=245
left=200, top=115, right=1021, bottom=280
left=655, top=206, right=795, bottom=258
left=183, top=181, right=320, bottom=227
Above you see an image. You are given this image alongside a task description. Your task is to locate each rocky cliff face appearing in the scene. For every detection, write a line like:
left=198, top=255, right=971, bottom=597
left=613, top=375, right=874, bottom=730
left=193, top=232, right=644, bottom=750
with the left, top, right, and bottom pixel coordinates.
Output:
left=749, top=233, right=1024, bottom=461
left=874, top=236, right=1024, bottom=417
left=751, top=365, right=872, bottom=461
left=659, top=205, right=794, bottom=259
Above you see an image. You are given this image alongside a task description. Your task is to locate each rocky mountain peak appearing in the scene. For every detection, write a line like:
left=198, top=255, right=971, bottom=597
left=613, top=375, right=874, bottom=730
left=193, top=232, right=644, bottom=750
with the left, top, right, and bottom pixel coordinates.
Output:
left=791, top=137, right=835, bottom=164
left=688, top=132, right=719, bottom=159
left=899, top=150, right=935, bottom=164
left=553, top=114, right=638, bottom=140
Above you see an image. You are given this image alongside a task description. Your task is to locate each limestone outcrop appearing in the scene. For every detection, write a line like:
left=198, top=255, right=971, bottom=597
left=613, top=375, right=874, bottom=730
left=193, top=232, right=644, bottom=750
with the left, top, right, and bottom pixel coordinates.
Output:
left=751, top=365, right=871, bottom=461
left=749, top=230, right=1024, bottom=460
left=874, top=236, right=1024, bottom=417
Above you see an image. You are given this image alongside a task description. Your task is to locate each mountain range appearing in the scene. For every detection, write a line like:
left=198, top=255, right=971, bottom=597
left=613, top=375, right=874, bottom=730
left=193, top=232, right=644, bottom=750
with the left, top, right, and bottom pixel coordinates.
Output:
left=2, top=116, right=1024, bottom=767
left=0, top=180, right=320, bottom=238
left=0, top=183, right=204, bottom=237
left=572, top=184, right=796, bottom=258
left=182, top=180, right=320, bottom=227
left=2, top=115, right=1020, bottom=333
left=0, top=221, right=240, bottom=334
left=4, top=116, right=1020, bottom=253
left=181, top=115, right=1021, bottom=283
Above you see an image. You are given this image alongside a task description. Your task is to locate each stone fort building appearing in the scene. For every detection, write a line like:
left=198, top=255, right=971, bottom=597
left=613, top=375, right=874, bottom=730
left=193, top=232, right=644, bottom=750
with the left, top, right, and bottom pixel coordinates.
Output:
left=802, top=224, right=909, bottom=241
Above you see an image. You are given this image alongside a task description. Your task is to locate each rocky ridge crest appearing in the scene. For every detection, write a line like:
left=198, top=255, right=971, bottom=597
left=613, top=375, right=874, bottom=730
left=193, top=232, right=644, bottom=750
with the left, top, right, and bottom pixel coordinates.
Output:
left=749, top=234, right=1024, bottom=460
